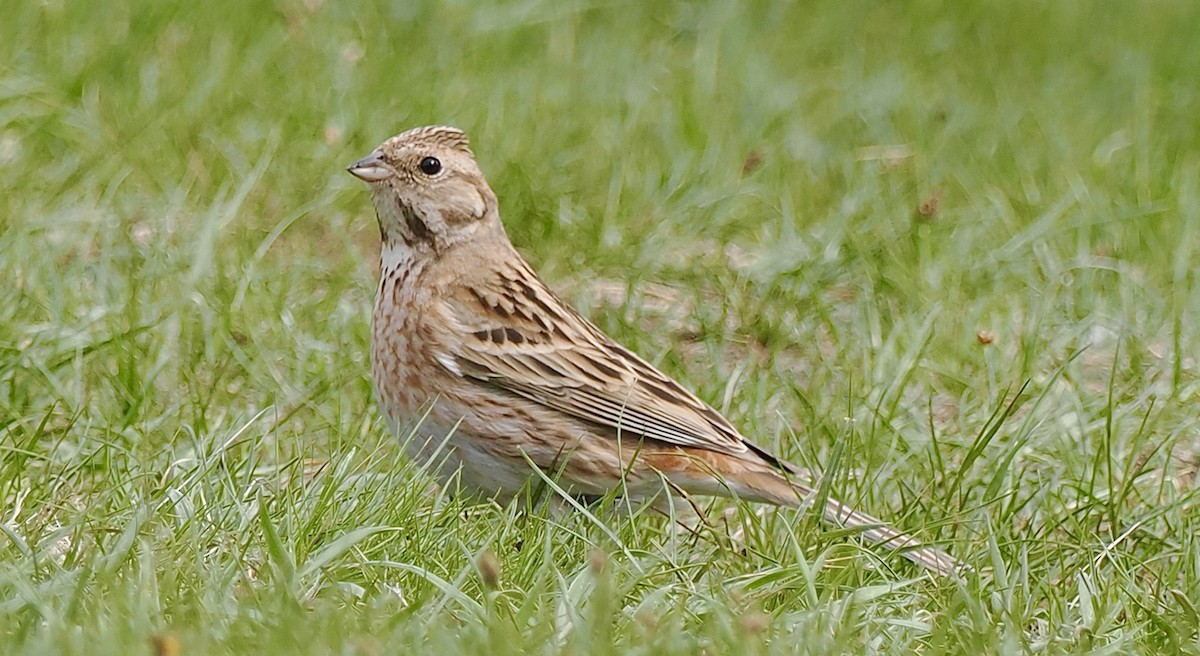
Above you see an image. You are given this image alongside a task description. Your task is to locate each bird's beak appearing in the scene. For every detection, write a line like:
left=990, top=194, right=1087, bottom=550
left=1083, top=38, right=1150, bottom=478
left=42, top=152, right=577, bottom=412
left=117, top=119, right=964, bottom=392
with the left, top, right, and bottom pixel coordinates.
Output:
left=347, top=152, right=392, bottom=182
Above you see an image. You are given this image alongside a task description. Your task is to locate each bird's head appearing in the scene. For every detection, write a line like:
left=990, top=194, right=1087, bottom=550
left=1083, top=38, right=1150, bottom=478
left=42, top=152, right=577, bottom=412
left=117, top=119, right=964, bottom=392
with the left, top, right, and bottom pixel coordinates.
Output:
left=348, top=125, right=502, bottom=252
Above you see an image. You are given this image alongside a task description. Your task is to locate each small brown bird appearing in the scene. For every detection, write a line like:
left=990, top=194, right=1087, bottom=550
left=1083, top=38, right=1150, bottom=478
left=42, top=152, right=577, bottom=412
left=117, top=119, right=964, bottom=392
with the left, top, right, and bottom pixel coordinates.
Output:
left=347, top=126, right=960, bottom=576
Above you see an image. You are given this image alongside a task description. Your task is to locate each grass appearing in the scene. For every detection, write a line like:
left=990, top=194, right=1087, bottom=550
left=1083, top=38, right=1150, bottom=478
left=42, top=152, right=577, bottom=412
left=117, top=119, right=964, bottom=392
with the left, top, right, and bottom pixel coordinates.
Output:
left=3, top=0, right=1200, bottom=653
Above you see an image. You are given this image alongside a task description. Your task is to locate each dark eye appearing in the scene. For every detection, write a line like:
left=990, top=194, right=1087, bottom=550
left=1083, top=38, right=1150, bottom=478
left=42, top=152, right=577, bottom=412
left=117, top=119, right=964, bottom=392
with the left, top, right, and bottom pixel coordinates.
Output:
left=418, top=156, right=442, bottom=176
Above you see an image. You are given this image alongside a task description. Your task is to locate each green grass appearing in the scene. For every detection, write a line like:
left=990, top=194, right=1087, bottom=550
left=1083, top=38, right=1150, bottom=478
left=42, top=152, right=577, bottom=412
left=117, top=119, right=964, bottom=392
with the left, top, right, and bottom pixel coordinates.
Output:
left=3, top=0, right=1200, bottom=653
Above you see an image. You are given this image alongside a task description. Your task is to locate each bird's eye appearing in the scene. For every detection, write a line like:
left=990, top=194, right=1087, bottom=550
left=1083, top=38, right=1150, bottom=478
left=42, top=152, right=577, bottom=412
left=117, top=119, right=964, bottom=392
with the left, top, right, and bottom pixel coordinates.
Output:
left=418, top=156, right=442, bottom=176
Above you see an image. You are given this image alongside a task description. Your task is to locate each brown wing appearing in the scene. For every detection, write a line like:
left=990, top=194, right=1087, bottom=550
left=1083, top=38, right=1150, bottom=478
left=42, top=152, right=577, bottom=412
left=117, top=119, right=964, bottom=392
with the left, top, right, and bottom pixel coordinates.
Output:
left=436, top=261, right=755, bottom=458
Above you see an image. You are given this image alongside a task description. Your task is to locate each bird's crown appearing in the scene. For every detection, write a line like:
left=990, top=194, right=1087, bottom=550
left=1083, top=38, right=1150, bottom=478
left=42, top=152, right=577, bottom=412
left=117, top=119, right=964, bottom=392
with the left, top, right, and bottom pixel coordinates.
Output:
left=382, top=125, right=473, bottom=157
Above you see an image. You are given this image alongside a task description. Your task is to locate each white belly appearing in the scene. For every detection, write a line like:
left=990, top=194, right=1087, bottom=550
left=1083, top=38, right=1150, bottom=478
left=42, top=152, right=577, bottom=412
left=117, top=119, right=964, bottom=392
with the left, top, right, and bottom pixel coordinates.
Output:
left=378, top=407, right=535, bottom=499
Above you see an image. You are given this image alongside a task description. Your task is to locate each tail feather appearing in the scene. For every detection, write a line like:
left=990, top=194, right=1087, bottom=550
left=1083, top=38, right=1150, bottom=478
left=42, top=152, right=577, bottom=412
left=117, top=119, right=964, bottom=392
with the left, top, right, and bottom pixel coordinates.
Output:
left=820, top=494, right=962, bottom=577
left=729, top=465, right=962, bottom=576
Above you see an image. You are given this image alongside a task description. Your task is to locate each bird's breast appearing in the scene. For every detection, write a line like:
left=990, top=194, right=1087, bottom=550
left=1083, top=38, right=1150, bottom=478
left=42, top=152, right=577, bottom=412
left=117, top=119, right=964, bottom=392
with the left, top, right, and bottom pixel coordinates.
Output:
left=371, top=256, right=437, bottom=425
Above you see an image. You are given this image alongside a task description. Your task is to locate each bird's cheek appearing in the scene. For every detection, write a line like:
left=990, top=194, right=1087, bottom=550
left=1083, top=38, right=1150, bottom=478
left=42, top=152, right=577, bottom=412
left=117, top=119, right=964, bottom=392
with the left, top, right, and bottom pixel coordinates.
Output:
left=443, top=186, right=488, bottom=224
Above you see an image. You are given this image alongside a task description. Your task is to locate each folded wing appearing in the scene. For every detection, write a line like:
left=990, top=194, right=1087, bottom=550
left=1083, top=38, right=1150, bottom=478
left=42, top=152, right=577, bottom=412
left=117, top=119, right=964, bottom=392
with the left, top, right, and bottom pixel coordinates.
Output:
left=438, top=264, right=757, bottom=460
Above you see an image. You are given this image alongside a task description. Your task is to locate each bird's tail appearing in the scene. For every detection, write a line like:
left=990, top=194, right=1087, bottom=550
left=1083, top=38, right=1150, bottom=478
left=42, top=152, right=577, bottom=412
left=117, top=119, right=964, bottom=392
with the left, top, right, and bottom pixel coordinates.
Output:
left=731, top=464, right=962, bottom=576
left=816, top=490, right=962, bottom=576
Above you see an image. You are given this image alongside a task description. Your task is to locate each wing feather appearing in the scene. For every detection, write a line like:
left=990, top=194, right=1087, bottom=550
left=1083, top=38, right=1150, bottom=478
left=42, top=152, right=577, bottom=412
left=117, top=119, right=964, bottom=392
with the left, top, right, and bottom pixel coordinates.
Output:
left=440, top=266, right=752, bottom=458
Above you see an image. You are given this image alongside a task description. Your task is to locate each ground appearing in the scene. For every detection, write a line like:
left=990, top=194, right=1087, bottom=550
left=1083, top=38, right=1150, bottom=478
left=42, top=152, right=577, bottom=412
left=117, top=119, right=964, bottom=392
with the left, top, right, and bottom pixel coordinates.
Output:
left=2, top=1, right=1200, bottom=653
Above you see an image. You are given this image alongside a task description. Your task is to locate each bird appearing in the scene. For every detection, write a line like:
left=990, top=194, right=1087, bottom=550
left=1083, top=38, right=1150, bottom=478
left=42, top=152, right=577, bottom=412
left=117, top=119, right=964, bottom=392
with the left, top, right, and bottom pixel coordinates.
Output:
left=346, top=125, right=961, bottom=576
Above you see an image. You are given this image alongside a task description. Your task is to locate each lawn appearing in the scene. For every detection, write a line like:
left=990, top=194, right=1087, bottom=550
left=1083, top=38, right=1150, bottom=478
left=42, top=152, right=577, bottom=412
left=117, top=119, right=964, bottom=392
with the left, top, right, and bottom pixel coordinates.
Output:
left=3, top=0, right=1200, bottom=653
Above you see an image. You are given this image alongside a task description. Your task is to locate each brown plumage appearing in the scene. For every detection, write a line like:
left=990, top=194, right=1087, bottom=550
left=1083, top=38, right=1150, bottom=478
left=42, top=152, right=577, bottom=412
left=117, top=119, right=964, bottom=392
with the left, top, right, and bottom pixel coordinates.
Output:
left=348, top=125, right=961, bottom=576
